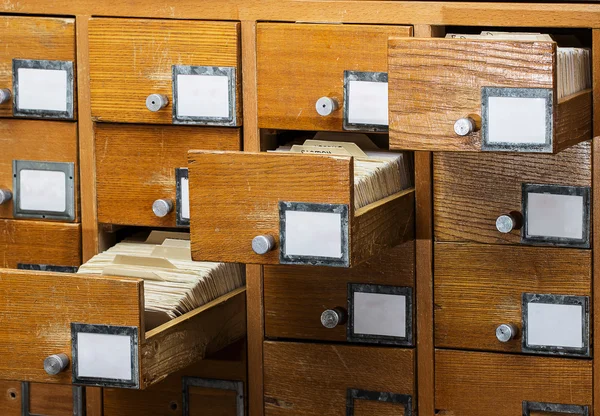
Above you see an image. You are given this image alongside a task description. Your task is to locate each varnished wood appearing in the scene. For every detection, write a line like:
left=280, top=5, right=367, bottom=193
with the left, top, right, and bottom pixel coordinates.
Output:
left=95, top=124, right=240, bottom=227
left=0, top=381, right=20, bottom=416
left=435, top=243, right=591, bottom=353
left=434, top=141, right=591, bottom=244
left=435, top=349, right=593, bottom=416
left=264, top=341, right=414, bottom=416
left=89, top=18, right=240, bottom=125
left=29, top=383, right=74, bottom=416
left=555, top=89, right=593, bottom=151
left=257, top=23, right=412, bottom=131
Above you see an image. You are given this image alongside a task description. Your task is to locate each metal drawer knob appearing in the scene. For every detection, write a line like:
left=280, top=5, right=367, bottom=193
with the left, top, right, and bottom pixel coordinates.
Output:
left=152, top=199, right=173, bottom=217
left=0, top=189, right=12, bottom=205
left=496, top=323, right=518, bottom=343
left=252, top=235, right=275, bottom=255
left=0, top=89, right=11, bottom=105
left=315, top=97, right=339, bottom=117
left=321, top=308, right=347, bottom=329
left=44, top=353, right=69, bottom=375
left=454, top=117, right=476, bottom=136
left=146, top=94, right=169, bottom=112
left=496, top=212, right=523, bottom=234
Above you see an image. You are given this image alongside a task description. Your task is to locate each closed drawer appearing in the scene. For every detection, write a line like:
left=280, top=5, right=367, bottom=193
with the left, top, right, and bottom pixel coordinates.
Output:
left=89, top=18, right=241, bottom=126
left=389, top=38, right=592, bottom=153
left=95, top=124, right=240, bottom=227
left=0, top=381, right=80, bottom=416
left=436, top=350, right=592, bottom=416
left=264, top=341, right=415, bottom=416
left=0, top=16, right=76, bottom=120
left=434, top=141, right=591, bottom=247
left=257, top=23, right=412, bottom=132
left=188, top=151, right=414, bottom=267
left=0, top=269, right=245, bottom=389
left=435, top=243, right=591, bottom=357
left=265, top=241, right=414, bottom=344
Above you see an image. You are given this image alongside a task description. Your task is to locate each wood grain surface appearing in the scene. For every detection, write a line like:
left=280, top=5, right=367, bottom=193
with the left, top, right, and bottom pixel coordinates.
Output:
left=435, top=349, right=593, bottom=416
left=29, top=383, right=74, bottom=416
left=435, top=243, right=591, bottom=353
left=89, top=18, right=240, bottom=125
left=257, top=23, right=411, bottom=131
left=0, top=381, right=20, bottom=416
left=95, top=124, right=240, bottom=227
left=433, top=140, right=591, bottom=244
left=555, top=89, right=593, bottom=151
left=264, top=341, right=414, bottom=416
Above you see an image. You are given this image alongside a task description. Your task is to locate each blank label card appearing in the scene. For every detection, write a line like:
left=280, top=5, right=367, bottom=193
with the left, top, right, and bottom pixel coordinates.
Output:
left=344, top=71, right=389, bottom=131
left=76, top=332, right=133, bottom=381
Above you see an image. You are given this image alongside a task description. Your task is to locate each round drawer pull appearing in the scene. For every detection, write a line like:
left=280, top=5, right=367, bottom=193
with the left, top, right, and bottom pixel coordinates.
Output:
left=321, top=308, right=347, bottom=329
left=496, top=323, right=518, bottom=343
left=44, top=353, right=69, bottom=375
left=315, top=97, right=339, bottom=117
left=152, top=199, right=173, bottom=218
left=0, top=89, right=11, bottom=105
left=146, top=94, right=169, bottom=112
left=496, top=212, right=523, bottom=234
left=0, top=189, right=12, bottom=205
left=252, top=235, right=275, bottom=255
left=454, top=117, right=476, bottom=136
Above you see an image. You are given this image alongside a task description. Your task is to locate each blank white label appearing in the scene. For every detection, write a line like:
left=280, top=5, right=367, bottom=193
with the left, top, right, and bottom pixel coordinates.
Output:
left=176, top=74, right=230, bottom=118
left=353, top=292, right=406, bottom=337
left=487, top=97, right=547, bottom=144
left=17, top=68, right=68, bottom=112
left=180, top=177, right=190, bottom=220
left=527, top=193, right=584, bottom=239
left=284, top=210, right=342, bottom=258
left=77, top=332, right=133, bottom=380
left=347, top=80, right=388, bottom=126
left=527, top=302, right=583, bottom=348
left=19, top=170, right=66, bottom=212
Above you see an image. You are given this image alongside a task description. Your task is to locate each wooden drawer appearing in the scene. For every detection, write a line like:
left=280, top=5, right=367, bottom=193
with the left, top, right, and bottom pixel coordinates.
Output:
left=0, top=119, right=79, bottom=222
left=257, top=23, right=412, bottom=131
left=89, top=18, right=241, bottom=126
left=0, top=16, right=76, bottom=120
left=436, top=350, right=592, bottom=416
left=264, top=241, right=414, bottom=344
left=264, top=341, right=415, bottom=416
left=389, top=38, right=592, bottom=153
left=188, top=151, right=414, bottom=267
left=0, top=269, right=245, bottom=390
left=0, top=381, right=79, bottom=416
left=434, top=141, right=591, bottom=247
left=95, top=124, right=240, bottom=227
left=435, top=243, right=591, bottom=357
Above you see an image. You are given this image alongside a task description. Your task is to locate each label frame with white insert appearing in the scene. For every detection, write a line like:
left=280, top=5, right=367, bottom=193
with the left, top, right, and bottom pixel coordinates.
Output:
left=347, top=283, right=413, bottom=346
left=343, top=71, right=389, bottom=132
left=279, top=201, right=349, bottom=267
left=12, top=59, right=74, bottom=120
left=522, top=183, right=590, bottom=248
left=521, top=293, right=590, bottom=357
left=481, top=87, right=553, bottom=153
left=176, top=167, right=190, bottom=227
left=71, top=323, right=139, bottom=388
left=13, top=160, right=75, bottom=221
left=172, top=65, right=237, bottom=126
left=347, top=388, right=413, bottom=416
left=522, top=401, right=589, bottom=416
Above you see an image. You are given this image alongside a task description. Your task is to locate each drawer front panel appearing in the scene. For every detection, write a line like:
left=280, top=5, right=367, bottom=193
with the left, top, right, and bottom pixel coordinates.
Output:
left=435, top=350, right=592, bottom=416
left=257, top=23, right=412, bottom=131
left=264, top=341, right=414, bottom=416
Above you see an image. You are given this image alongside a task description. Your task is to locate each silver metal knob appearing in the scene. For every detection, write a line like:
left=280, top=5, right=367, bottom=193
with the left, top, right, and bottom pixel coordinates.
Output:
left=496, top=212, right=523, bottom=234
left=454, top=117, right=476, bottom=136
left=0, top=189, right=12, bottom=205
left=152, top=199, right=173, bottom=217
left=0, top=89, right=11, bottom=105
left=315, top=97, right=339, bottom=117
left=252, top=235, right=275, bottom=255
left=146, top=94, right=169, bottom=112
left=321, top=308, right=347, bottom=329
left=496, top=323, right=518, bottom=343
left=44, top=353, right=69, bottom=375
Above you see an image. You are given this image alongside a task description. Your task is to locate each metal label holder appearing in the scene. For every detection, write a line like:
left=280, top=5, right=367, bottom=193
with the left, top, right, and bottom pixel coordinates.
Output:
left=12, top=59, right=75, bottom=120
left=176, top=167, right=190, bottom=227
left=343, top=70, right=388, bottom=132
left=346, top=388, right=412, bottom=416
left=21, top=382, right=86, bottom=416
left=17, top=263, right=79, bottom=273
left=279, top=201, right=349, bottom=267
left=182, top=377, right=244, bottom=416
left=523, top=401, right=589, bottom=416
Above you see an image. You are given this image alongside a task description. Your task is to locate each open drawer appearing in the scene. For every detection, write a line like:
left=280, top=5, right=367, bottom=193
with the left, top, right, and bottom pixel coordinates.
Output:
left=0, top=269, right=245, bottom=389
left=187, top=151, right=415, bottom=267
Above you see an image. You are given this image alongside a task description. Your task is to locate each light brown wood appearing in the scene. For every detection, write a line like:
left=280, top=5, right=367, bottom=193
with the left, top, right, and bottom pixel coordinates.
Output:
left=89, top=18, right=240, bottom=125
left=264, top=241, right=414, bottom=341
left=0, top=15, right=77, bottom=119
left=555, top=89, right=593, bottom=151
left=435, top=242, right=591, bottom=353
left=0, top=119, right=79, bottom=221
left=29, top=383, right=74, bottom=416
left=0, top=381, right=20, bottom=416
left=257, top=23, right=412, bottom=131
left=434, top=140, right=591, bottom=244
left=435, top=349, right=593, bottom=416
left=95, top=124, right=240, bottom=227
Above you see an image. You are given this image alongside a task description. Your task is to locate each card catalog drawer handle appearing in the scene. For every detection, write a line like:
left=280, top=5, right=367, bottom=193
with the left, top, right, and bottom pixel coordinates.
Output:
left=146, top=94, right=169, bottom=112
left=252, top=235, right=276, bottom=255
left=316, top=97, right=339, bottom=117
left=0, top=88, right=11, bottom=105
left=454, top=117, right=477, bottom=136
left=0, top=189, right=12, bottom=205
left=495, top=323, right=518, bottom=343
left=152, top=198, right=173, bottom=217
left=44, top=353, right=69, bottom=375
left=496, top=212, right=523, bottom=234
left=321, top=307, right=347, bottom=329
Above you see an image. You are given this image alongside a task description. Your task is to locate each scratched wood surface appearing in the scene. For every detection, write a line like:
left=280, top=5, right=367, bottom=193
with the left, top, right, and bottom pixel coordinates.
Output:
left=433, top=140, right=592, bottom=244
left=257, top=23, right=412, bottom=131
left=435, top=349, right=593, bottom=416
left=95, top=124, right=240, bottom=227
left=263, top=341, right=414, bottom=416
left=89, top=18, right=240, bottom=125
